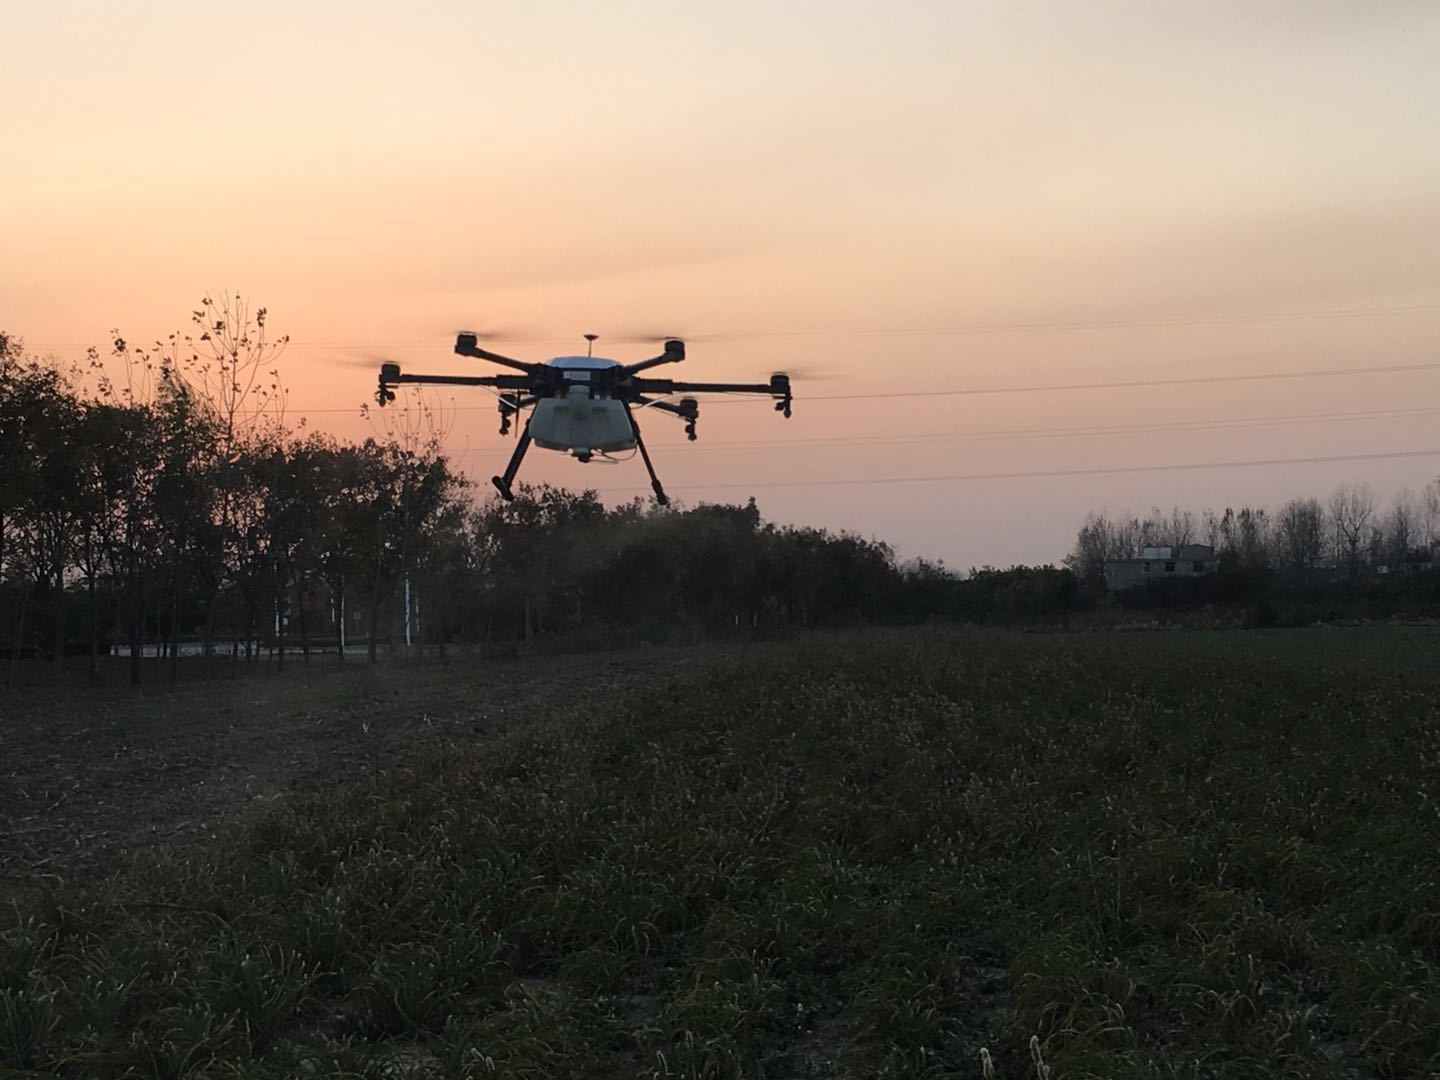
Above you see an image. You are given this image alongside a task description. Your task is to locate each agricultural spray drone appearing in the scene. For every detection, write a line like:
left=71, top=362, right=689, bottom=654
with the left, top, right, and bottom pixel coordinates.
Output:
left=376, top=334, right=793, bottom=505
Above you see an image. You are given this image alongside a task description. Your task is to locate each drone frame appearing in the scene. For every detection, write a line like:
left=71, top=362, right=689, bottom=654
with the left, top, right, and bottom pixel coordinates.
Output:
left=376, top=334, right=792, bottom=505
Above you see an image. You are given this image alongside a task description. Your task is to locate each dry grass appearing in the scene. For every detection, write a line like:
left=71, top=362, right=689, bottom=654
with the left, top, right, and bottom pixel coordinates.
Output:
left=2, top=626, right=1438, bottom=1077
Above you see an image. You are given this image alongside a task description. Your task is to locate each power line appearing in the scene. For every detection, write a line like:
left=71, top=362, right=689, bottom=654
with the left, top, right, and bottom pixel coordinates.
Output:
left=808, top=360, right=1440, bottom=401
left=430, top=404, right=1440, bottom=458
left=588, top=448, right=1440, bottom=494
left=597, top=405, right=1440, bottom=453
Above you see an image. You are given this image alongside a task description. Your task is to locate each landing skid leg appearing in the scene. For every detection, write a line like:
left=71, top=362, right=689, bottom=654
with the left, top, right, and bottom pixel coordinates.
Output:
left=491, top=426, right=532, bottom=501
left=627, top=409, right=669, bottom=506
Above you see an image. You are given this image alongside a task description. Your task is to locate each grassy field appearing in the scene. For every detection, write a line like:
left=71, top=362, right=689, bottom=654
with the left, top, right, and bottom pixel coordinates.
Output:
left=0, top=645, right=730, bottom=884
left=2, top=626, right=1439, bottom=1078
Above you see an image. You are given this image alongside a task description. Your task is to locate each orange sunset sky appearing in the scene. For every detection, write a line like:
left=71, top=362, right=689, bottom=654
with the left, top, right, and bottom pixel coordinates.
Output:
left=4, top=1, right=1439, bottom=567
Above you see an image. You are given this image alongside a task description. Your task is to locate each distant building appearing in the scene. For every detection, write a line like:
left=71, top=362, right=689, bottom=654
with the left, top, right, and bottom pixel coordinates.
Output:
left=1104, top=544, right=1217, bottom=591
left=1376, top=555, right=1437, bottom=576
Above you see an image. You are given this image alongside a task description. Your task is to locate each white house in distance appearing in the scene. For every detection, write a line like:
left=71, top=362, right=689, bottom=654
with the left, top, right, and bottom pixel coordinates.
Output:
left=1104, top=544, right=1217, bottom=591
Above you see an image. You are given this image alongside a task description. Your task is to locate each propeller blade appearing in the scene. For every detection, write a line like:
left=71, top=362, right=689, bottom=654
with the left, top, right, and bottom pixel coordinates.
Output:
left=606, top=330, right=731, bottom=345
left=771, top=365, right=839, bottom=381
left=446, top=322, right=552, bottom=343
left=319, top=349, right=393, bottom=369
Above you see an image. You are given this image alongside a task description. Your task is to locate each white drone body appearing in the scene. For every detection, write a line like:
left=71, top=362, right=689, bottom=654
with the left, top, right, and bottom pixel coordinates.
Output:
left=528, top=357, right=634, bottom=457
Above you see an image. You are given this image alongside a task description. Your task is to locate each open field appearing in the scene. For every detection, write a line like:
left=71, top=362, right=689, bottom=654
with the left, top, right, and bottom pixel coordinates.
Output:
left=2, top=627, right=1439, bottom=1077
left=0, top=646, right=733, bottom=885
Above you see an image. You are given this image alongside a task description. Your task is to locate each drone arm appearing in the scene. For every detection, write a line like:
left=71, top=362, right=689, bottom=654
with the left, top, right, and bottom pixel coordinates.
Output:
left=634, top=376, right=786, bottom=396
left=634, top=394, right=700, bottom=442
left=632, top=396, right=696, bottom=420
left=377, top=362, right=537, bottom=407
left=454, top=334, right=534, bottom=373
left=382, top=370, right=533, bottom=392
left=652, top=373, right=793, bottom=418
left=623, top=339, right=686, bottom=375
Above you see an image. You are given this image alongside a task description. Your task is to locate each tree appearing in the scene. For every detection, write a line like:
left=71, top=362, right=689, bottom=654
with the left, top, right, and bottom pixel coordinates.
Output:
left=112, top=297, right=290, bottom=662
left=1151, top=507, right=1196, bottom=549
left=1065, top=511, right=1134, bottom=584
left=0, top=343, right=85, bottom=666
left=1384, top=491, right=1419, bottom=567
left=1277, top=498, right=1325, bottom=579
left=1216, top=507, right=1272, bottom=570
left=311, top=441, right=380, bottom=659
left=370, top=391, right=459, bottom=651
left=1422, top=478, right=1440, bottom=558
left=1328, top=483, right=1377, bottom=578
left=151, top=377, right=219, bottom=678
left=78, top=398, right=160, bottom=681
left=181, top=293, right=289, bottom=453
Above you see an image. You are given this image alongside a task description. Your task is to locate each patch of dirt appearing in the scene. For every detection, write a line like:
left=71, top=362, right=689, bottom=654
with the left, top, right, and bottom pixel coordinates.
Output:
left=0, top=645, right=732, bottom=891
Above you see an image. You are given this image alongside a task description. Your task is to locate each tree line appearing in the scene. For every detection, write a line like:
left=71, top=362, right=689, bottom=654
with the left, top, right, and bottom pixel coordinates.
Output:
left=2, top=303, right=473, bottom=683
left=8, top=301, right=1024, bottom=684
left=1062, top=486, right=1440, bottom=627
left=1067, top=484, right=1440, bottom=585
left=14, top=299, right=1431, bottom=682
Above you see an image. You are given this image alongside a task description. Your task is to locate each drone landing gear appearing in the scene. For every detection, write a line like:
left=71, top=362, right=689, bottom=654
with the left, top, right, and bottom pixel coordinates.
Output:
left=491, top=425, right=532, bottom=502
left=627, top=410, right=669, bottom=506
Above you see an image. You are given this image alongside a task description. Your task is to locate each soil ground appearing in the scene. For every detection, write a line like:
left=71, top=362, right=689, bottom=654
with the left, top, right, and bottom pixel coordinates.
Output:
left=0, top=645, right=728, bottom=891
